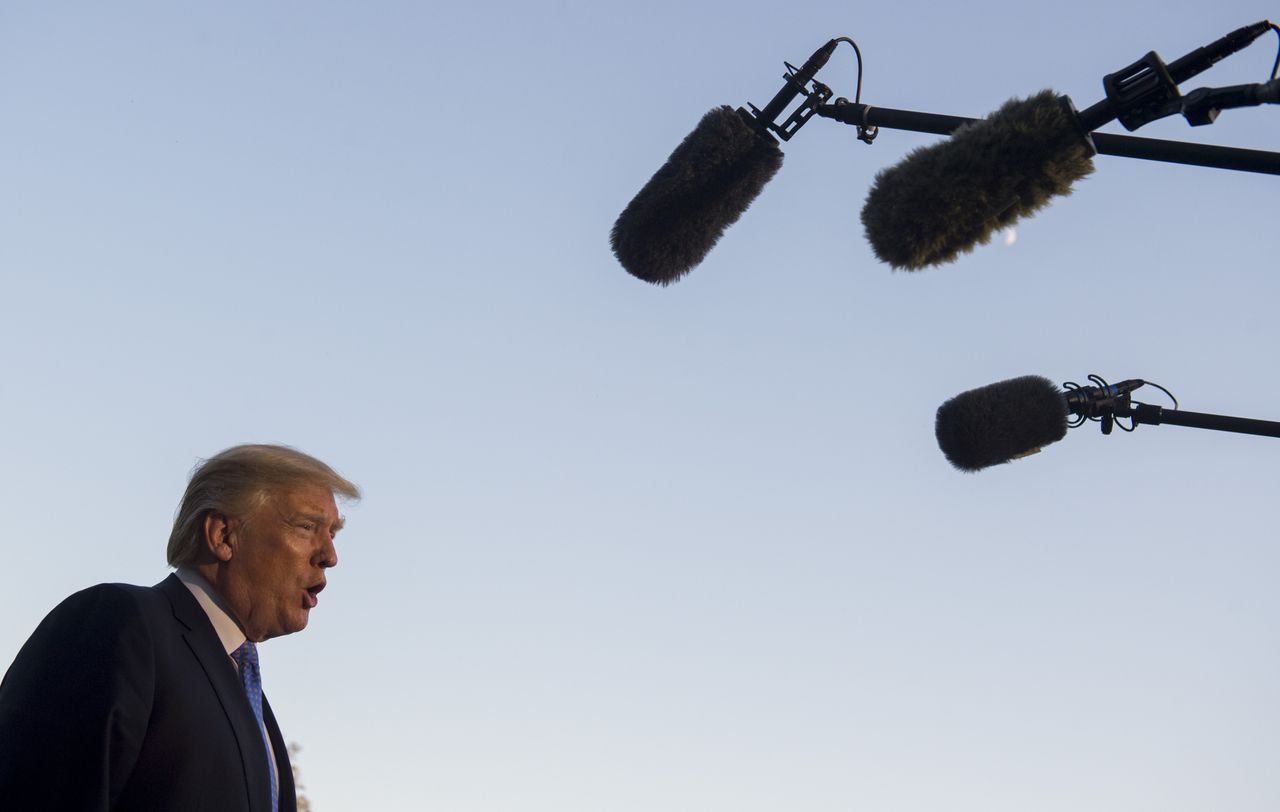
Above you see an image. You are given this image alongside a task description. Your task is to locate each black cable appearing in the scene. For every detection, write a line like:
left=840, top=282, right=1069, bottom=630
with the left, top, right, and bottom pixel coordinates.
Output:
left=833, top=37, right=877, bottom=144
left=1140, top=380, right=1178, bottom=410
left=834, top=37, right=865, bottom=103
left=1270, top=22, right=1280, bottom=80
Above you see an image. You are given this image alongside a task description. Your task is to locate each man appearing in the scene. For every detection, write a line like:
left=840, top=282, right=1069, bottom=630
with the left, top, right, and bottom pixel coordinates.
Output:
left=0, top=444, right=359, bottom=812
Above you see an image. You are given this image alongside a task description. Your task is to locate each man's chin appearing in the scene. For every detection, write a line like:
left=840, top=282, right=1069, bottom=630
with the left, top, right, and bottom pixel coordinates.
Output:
left=267, top=612, right=310, bottom=640
left=289, top=609, right=311, bottom=633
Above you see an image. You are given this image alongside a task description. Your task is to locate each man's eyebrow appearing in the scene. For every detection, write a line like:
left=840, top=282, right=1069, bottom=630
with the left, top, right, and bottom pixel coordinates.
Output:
left=293, top=512, right=345, bottom=532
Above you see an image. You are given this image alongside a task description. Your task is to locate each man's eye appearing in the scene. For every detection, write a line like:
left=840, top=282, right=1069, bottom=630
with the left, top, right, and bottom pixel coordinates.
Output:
left=296, top=522, right=316, bottom=532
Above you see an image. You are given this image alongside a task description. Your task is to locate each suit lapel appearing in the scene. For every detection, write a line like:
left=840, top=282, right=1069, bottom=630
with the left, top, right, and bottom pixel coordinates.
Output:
left=263, top=697, right=297, bottom=812
left=156, top=574, right=274, bottom=812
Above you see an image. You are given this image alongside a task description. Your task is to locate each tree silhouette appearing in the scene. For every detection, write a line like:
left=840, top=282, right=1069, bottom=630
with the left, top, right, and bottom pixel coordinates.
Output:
left=289, top=742, right=312, bottom=812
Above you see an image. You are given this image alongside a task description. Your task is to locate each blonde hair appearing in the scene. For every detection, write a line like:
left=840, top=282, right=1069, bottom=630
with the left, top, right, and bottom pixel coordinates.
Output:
left=167, top=444, right=360, bottom=567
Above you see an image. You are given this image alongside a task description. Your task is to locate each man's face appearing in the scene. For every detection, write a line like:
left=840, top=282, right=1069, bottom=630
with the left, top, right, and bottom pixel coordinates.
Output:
left=223, top=483, right=343, bottom=642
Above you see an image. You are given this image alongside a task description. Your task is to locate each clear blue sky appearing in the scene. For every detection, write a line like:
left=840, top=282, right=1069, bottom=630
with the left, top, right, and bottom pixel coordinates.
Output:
left=2, top=2, right=1278, bottom=809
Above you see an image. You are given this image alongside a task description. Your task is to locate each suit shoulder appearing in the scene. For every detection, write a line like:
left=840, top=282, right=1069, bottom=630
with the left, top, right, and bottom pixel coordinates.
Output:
left=0, top=583, right=165, bottom=808
left=14, top=581, right=181, bottom=665
left=50, top=581, right=165, bottom=625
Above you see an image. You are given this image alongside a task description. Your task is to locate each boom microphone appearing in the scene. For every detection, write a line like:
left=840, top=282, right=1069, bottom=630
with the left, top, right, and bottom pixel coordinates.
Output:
left=936, top=376, right=1151, bottom=471
left=862, top=21, right=1275, bottom=270
left=937, top=374, right=1280, bottom=472
left=611, top=40, right=839, bottom=285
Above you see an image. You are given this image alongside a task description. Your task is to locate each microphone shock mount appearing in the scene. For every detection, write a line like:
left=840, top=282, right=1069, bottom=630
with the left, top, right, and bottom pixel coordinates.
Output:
left=1062, top=374, right=1280, bottom=440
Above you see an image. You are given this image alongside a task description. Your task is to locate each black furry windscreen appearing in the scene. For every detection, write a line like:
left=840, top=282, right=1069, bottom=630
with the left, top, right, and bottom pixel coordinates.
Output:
left=611, top=106, right=783, bottom=285
left=862, top=90, right=1095, bottom=270
left=935, top=374, right=1069, bottom=472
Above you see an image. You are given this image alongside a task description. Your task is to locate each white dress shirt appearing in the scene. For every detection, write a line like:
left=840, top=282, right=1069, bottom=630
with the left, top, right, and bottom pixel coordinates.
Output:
left=174, top=566, right=281, bottom=795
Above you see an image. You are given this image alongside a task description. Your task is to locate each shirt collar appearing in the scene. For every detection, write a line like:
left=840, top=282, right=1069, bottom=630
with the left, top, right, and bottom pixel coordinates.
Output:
left=175, top=566, right=247, bottom=656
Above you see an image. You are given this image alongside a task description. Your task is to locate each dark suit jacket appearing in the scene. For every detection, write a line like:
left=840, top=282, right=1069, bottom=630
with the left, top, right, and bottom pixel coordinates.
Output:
left=0, top=574, right=296, bottom=811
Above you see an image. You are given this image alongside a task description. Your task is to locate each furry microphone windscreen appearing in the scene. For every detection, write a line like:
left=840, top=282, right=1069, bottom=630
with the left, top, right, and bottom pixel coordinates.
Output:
left=611, top=106, right=784, bottom=285
left=861, top=90, right=1095, bottom=270
left=935, top=374, right=1069, bottom=472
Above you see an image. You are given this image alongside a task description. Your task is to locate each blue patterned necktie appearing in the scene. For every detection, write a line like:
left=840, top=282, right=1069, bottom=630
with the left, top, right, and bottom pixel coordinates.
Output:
left=231, top=640, right=279, bottom=812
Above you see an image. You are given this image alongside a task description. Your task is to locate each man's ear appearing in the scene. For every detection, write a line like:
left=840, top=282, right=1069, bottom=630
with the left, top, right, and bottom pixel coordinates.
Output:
left=202, top=511, right=237, bottom=563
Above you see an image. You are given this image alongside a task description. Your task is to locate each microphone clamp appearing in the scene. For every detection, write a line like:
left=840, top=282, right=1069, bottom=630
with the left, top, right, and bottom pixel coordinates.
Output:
left=745, top=39, right=841, bottom=142
left=1177, top=79, right=1280, bottom=126
left=1076, top=20, right=1276, bottom=132
left=1064, top=377, right=1147, bottom=434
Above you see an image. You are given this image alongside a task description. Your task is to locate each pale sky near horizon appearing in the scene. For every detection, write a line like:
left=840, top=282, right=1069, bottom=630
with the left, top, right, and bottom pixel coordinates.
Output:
left=2, top=2, right=1279, bottom=810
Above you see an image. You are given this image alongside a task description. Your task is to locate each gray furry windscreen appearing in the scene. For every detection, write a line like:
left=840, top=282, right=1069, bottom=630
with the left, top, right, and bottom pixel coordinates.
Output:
left=862, top=90, right=1095, bottom=270
left=611, top=106, right=783, bottom=285
left=935, top=374, right=1069, bottom=471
